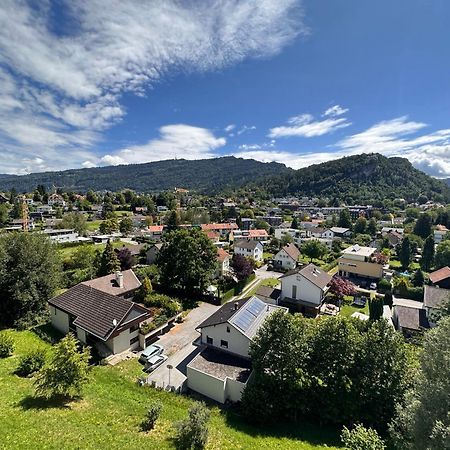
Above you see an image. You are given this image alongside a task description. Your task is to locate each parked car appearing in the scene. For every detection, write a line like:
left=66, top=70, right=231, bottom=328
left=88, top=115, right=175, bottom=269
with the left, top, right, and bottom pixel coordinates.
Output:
left=143, top=354, right=168, bottom=373
left=139, top=343, right=164, bottom=364
left=369, top=282, right=377, bottom=290
left=353, top=296, right=367, bottom=307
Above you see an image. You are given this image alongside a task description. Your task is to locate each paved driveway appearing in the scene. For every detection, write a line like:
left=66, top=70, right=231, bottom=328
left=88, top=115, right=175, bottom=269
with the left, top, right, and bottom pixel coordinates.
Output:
left=146, top=301, right=218, bottom=389
left=255, top=264, right=283, bottom=280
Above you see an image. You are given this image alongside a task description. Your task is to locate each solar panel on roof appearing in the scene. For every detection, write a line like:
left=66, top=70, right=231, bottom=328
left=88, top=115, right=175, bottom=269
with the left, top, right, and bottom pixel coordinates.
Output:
left=246, top=297, right=265, bottom=316
left=230, top=297, right=266, bottom=333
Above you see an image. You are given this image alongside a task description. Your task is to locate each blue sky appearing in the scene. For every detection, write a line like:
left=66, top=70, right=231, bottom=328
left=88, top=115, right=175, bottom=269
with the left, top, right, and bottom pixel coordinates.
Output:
left=1, top=0, right=450, bottom=177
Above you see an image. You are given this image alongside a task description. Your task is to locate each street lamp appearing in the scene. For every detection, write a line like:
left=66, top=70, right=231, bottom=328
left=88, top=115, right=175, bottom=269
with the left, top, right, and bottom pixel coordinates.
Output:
left=167, top=364, right=173, bottom=387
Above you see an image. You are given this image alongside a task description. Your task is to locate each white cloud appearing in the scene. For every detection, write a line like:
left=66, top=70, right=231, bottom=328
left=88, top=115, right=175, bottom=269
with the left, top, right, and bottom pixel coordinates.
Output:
left=269, top=107, right=351, bottom=138
left=100, top=124, right=226, bottom=166
left=225, top=124, right=236, bottom=133
left=323, top=104, right=348, bottom=117
left=0, top=0, right=305, bottom=173
left=237, top=125, right=257, bottom=135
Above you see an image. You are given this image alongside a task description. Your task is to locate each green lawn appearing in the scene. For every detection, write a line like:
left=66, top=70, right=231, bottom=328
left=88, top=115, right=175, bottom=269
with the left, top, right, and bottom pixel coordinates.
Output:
left=0, top=329, right=342, bottom=450
left=86, top=220, right=103, bottom=232
left=246, top=277, right=280, bottom=297
left=58, top=240, right=138, bottom=260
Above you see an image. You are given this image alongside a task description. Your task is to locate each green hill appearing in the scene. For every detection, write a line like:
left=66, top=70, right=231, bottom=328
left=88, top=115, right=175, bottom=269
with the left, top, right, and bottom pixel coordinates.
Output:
left=253, top=153, right=450, bottom=203
left=0, top=157, right=291, bottom=193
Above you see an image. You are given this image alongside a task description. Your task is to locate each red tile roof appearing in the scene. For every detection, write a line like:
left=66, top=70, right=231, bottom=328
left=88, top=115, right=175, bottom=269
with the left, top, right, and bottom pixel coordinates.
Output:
left=429, top=266, right=450, bottom=284
left=201, top=223, right=238, bottom=231
left=148, top=225, right=164, bottom=232
left=217, top=248, right=230, bottom=262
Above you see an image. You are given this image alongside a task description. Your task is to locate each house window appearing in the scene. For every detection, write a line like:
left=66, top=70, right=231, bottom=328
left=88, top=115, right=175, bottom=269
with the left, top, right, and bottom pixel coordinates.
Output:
left=206, top=336, right=213, bottom=345
left=130, top=324, right=139, bottom=333
left=220, top=340, right=228, bottom=348
left=226, top=326, right=230, bottom=333
left=292, top=285, right=297, bottom=299
left=130, top=336, right=139, bottom=345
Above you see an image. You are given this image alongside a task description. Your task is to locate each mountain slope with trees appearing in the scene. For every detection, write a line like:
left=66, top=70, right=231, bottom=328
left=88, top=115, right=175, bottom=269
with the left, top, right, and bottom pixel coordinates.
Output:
left=0, top=157, right=291, bottom=193
left=253, top=153, right=450, bottom=203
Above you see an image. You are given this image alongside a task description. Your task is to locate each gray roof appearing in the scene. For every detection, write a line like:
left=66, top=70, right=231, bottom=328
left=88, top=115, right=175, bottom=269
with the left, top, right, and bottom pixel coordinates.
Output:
left=197, top=298, right=248, bottom=329
left=255, top=286, right=281, bottom=302
left=82, top=269, right=141, bottom=296
left=330, top=227, right=350, bottom=234
left=234, top=239, right=261, bottom=250
left=395, top=305, right=429, bottom=331
left=280, top=263, right=332, bottom=290
left=188, top=347, right=251, bottom=382
left=424, top=285, right=450, bottom=309
left=49, top=284, right=150, bottom=340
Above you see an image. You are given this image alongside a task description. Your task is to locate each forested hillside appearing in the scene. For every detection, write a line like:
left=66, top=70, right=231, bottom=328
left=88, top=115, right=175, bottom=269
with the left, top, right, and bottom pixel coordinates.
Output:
left=0, top=157, right=291, bottom=193
left=253, top=153, right=450, bottom=203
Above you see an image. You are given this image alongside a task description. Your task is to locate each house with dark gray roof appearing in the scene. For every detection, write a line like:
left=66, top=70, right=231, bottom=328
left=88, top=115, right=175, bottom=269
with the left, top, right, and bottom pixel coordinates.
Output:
left=186, top=296, right=286, bottom=404
left=424, top=285, right=450, bottom=325
left=233, top=239, right=263, bottom=262
left=279, top=263, right=332, bottom=316
left=49, top=270, right=151, bottom=355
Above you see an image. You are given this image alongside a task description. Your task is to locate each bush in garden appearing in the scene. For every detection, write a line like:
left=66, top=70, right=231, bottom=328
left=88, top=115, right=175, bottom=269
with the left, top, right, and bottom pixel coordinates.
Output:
left=341, top=424, right=385, bottom=450
left=174, top=402, right=210, bottom=450
left=141, top=401, right=162, bottom=431
left=16, top=349, right=47, bottom=377
left=0, top=332, right=14, bottom=358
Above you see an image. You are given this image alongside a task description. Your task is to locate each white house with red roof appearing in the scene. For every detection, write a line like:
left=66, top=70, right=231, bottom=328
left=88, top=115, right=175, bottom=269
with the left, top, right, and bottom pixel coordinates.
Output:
left=273, top=243, right=301, bottom=270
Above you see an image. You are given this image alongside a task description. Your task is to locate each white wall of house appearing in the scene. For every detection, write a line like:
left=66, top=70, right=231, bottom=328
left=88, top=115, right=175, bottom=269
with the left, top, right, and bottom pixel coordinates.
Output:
left=225, top=377, right=247, bottom=403
left=280, top=274, right=324, bottom=305
left=273, top=249, right=296, bottom=270
left=76, top=328, right=87, bottom=344
left=234, top=244, right=263, bottom=262
left=106, top=328, right=140, bottom=354
left=50, top=306, right=70, bottom=334
left=187, top=366, right=226, bottom=403
left=201, top=322, right=251, bottom=358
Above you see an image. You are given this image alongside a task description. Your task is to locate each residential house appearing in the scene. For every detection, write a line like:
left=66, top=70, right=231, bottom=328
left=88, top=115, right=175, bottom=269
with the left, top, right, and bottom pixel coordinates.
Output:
left=382, top=229, right=403, bottom=247
left=273, top=243, right=300, bottom=271
left=338, top=244, right=385, bottom=280
left=392, top=297, right=429, bottom=337
left=216, top=248, right=231, bottom=278
left=233, top=239, right=263, bottom=262
left=434, top=225, right=449, bottom=244
left=146, top=243, right=163, bottom=265
left=146, top=225, right=165, bottom=241
left=254, top=285, right=281, bottom=305
left=48, top=193, right=66, bottom=207
left=36, top=204, right=55, bottom=216
left=310, top=227, right=328, bottom=239
left=43, top=228, right=79, bottom=243
left=424, top=285, right=449, bottom=325
left=8, top=218, right=36, bottom=231
left=201, top=223, right=239, bottom=237
left=274, top=227, right=311, bottom=247
left=230, top=229, right=269, bottom=243
left=429, top=266, right=450, bottom=289
left=48, top=270, right=149, bottom=355
left=114, top=244, right=145, bottom=266
left=187, top=296, right=287, bottom=403
left=329, top=227, right=352, bottom=239
left=279, top=263, right=332, bottom=316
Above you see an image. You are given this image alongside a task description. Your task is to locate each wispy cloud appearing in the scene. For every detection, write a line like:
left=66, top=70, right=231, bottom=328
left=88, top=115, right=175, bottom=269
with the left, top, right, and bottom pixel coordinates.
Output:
left=0, top=0, right=305, bottom=173
left=269, top=105, right=351, bottom=138
left=97, top=125, right=226, bottom=167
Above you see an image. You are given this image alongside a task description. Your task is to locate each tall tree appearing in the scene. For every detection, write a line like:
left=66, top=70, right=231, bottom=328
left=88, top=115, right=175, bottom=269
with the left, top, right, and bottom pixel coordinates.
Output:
left=119, top=216, right=133, bottom=235
left=354, top=217, right=368, bottom=234
left=98, top=240, right=120, bottom=276
left=291, top=216, right=299, bottom=229
left=421, top=235, right=435, bottom=271
left=434, top=240, right=450, bottom=269
left=59, top=212, right=87, bottom=235
left=157, top=229, right=217, bottom=295
left=230, top=254, right=254, bottom=281
left=117, top=247, right=134, bottom=270
left=166, top=210, right=181, bottom=230
left=413, top=213, right=432, bottom=239
left=368, top=218, right=377, bottom=236
left=398, top=236, right=412, bottom=270
left=369, top=296, right=384, bottom=321
left=300, top=239, right=328, bottom=262
left=338, top=209, right=352, bottom=229
left=390, top=317, right=450, bottom=450
left=34, top=334, right=91, bottom=400
left=0, top=233, right=61, bottom=327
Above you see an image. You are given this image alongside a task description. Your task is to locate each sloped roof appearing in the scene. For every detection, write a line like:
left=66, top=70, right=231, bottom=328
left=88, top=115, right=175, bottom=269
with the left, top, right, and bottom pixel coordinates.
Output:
left=217, top=247, right=230, bottom=263
left=197, top=298, right=248, bottom=329
left=281, top=243, right=300, bottom=261
left=424, top=285, right=450, bottom=309
left=234, top=239, right=261, bottom=250
left=82, top=269, right=141, bottom=296
left=49, top=284, right=149, bottom=340
left=201, top=223, right=238, bottom=231
left=255, top=286, right=281, bottom=302
left=280, top=263, right=331, bottom=290
left=395, top=305, right=429, bottom=331
left=429, top=266, right=450, bottom=284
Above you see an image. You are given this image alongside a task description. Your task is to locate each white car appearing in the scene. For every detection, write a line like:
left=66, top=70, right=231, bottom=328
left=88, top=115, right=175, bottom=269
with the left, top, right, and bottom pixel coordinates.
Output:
left=139, top=344, right=164, bottom=364
left=369, top=282, right=377, bottom=290
left=143, top=354, right=168, bottom=373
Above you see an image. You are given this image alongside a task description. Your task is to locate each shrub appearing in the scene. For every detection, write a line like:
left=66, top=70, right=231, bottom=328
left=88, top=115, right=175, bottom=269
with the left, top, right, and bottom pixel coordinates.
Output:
left=16, top=349, right=46, bottom=377
left=341, top=424, right=385, bottom=450
left=141, top=401, right=162, bottom=431
left=377, top=278, right=392, bottom=294
left=175, top=402, right=210, bottom=450
left=0, top=332, right=14, bottom=358
left=144, top=293, right=181, bottom=318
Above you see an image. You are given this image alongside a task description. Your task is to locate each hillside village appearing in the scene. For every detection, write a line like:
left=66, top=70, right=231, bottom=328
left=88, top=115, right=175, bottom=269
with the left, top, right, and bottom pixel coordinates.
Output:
left=1, top=176, right=450, bottom=449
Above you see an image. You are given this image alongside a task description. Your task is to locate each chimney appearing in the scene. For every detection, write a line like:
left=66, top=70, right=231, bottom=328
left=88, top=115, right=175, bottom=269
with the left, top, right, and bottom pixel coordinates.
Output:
left=234, top=302, right=239, bottom=310
left=116, top=271, right=124, bottom=288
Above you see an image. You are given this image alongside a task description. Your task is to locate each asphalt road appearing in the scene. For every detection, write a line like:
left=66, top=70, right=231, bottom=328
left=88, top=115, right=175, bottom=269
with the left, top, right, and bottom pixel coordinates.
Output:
left=145, top=301, right=218, bottom=389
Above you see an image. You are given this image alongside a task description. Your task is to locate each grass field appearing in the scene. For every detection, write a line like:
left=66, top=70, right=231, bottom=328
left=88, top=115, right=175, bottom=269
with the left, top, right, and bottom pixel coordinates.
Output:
left=0, top=329, right=342, bottom=450
left=246, top=277, right=280, bottom=297
left=58, top=240, right=138, bottom=260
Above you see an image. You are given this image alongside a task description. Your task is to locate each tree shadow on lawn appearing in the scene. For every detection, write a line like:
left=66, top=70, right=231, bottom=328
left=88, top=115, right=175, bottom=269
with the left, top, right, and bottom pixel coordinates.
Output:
left=221, top=407, right=343, bottom=448
left=32, top=323, right=64, bottom=344
left=18, top=395, right=75, bottom=411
